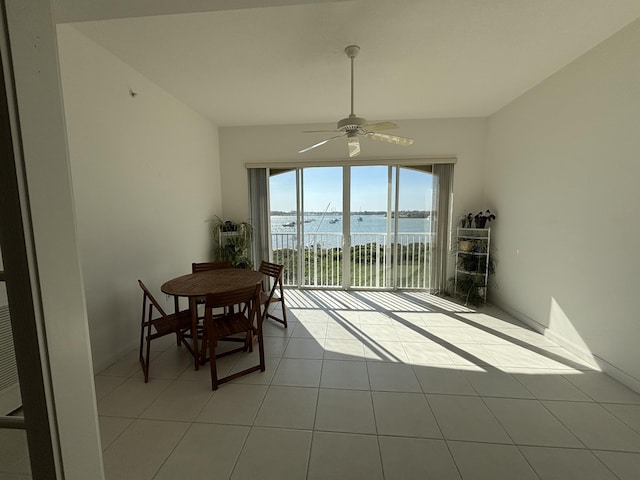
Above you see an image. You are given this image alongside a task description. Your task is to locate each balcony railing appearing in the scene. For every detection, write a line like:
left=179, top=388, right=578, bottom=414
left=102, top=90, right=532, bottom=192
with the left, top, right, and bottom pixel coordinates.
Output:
left=272, top=232, right=431, bottom=290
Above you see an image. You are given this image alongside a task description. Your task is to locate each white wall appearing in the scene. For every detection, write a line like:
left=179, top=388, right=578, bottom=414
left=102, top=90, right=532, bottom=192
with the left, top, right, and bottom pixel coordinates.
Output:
left=219, top=118, right=487, bottom=222
left=486, top=19, right=640, bottom=389
left=57, top=25, right=222, bottom=372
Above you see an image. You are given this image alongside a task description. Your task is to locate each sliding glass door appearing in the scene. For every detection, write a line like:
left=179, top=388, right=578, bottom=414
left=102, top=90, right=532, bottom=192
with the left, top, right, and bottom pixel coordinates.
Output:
left=269, top=164, right=436, bottom=291
left=349, top=165, right=395, bottom=289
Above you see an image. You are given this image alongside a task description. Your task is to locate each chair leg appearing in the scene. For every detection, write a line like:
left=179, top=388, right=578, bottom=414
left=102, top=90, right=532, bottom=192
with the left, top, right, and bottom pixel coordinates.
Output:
left=257, top=319, right=266, bottom=372
left=246, top=331, right=253, bottom=353
left=174, top=297, right=181, bottom=346
left=280, top=300, right=288, bottom=328
left=142, top=337, right=151, bottom=383
left=208, top=327, right=218, bottom=391
left=139, top=326, right=145, bottom=363
left=200, top=328, right=209, bottom=365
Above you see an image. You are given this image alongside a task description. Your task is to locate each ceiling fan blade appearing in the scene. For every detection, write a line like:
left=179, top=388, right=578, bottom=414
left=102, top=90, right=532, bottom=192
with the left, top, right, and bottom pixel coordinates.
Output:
left=348, top=136, right=361, bottom=157
left=301, top=129, right=340, bottom=133
left=298, top=135, right=344, bottom=154
left=368, top=132, right=414, bottom=146
left=362, top=121, right=398, bottom=132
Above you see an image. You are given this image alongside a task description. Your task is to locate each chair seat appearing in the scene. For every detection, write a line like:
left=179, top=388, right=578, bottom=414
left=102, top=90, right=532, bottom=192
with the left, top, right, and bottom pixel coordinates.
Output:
left=259, top=291, right=281, bottom=304
left=153, top=310, right=191, bottom=337
left=210, top=312, right=254, bottom=339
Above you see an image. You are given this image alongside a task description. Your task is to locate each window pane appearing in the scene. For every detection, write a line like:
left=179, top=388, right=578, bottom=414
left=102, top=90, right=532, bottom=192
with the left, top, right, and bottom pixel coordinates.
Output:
left=301, top=167, right=342, bottom=287
left=0, top=249, right=22, bottom=416
left=350, top=166, right=392, bottom=288
left=396, top=167, right=433, bottom=289
left=0, top=244, right=29, bottom=477
left=269, top=170, right=297, bottom=285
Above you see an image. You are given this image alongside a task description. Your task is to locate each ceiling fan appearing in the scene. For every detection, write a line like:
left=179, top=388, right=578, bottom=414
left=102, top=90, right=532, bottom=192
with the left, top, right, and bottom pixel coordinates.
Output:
left=299, top=45, right=414, bottom=158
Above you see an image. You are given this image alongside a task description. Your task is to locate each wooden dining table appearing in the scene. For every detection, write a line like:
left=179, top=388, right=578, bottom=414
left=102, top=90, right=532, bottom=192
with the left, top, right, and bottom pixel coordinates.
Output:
left=161, top=268, right=264, bottom=370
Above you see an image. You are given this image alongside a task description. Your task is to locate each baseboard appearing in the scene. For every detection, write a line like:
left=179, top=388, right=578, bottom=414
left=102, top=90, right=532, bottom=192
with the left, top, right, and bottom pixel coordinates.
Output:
left=591, top=356, right=640, bottom=396
left=490, top=295, right=640, bottom=395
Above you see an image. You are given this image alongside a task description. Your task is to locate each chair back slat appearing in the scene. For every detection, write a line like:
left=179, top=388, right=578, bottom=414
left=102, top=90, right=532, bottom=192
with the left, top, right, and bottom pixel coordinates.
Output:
left=192, top=261, right=232, bottom=273
left=259, top=261, right=283, bottom=279
left=205, top=283, right=261, bottom=310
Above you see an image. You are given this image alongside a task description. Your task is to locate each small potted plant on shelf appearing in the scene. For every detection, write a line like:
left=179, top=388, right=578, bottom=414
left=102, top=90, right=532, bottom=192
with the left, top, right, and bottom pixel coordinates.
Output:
left=473, top=210, right=496, bottom=228
left=460, top=212, right=473, bottom=228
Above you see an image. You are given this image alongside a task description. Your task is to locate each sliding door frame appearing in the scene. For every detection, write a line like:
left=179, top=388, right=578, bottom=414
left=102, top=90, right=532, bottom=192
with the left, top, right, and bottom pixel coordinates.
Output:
left=257, top=159, right=454, bottom=291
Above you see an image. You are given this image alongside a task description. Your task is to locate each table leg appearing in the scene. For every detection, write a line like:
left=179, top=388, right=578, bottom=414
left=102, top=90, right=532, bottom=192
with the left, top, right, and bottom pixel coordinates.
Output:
left=174, top=296, right=181, bottom=346
left=190, top=297, right=199, bottom=371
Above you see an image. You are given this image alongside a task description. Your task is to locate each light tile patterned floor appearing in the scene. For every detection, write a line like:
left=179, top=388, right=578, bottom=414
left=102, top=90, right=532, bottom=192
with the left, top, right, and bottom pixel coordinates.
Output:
left=94, top=290, right=640, bottom=480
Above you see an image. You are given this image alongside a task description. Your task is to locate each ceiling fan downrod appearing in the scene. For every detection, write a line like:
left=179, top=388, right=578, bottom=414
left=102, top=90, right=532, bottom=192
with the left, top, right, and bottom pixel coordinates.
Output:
left=345, top=45, right=360, bottom=118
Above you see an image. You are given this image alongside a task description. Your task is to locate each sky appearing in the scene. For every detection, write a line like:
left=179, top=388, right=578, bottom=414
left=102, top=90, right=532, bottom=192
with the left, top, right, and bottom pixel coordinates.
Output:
left=269, top=166, right=433, bottom=212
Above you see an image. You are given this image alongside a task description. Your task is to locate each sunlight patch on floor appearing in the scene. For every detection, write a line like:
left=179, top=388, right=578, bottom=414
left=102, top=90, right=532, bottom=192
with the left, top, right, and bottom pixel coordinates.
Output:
left=282, top=290, right=593, bottom=375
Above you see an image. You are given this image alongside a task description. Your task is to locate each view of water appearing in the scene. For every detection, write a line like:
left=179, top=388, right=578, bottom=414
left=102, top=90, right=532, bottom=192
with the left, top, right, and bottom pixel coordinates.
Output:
left=271, top=214, right=431, bottom=249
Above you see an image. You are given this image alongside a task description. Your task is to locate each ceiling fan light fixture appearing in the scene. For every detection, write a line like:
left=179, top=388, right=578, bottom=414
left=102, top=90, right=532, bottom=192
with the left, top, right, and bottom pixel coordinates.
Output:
left=347, top=135, right=360, bottom=157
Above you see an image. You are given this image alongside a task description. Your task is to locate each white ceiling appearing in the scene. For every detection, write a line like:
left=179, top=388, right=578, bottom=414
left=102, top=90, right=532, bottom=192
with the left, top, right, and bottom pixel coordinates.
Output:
left=61, top=0, right=640, bottom=127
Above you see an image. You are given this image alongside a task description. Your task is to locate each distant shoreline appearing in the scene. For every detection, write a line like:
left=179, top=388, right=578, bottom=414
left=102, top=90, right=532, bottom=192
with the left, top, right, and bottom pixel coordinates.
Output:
left=271, top=210, right=431, bottom=218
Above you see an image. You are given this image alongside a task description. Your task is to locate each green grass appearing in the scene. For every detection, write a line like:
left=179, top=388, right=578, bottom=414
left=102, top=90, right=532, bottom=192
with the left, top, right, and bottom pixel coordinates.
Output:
left=273, top=243, right=430, bottom=289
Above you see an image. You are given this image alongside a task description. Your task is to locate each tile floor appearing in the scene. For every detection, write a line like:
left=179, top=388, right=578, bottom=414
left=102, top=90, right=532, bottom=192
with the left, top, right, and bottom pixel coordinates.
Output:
left=93, top=290, right=640, bottom=480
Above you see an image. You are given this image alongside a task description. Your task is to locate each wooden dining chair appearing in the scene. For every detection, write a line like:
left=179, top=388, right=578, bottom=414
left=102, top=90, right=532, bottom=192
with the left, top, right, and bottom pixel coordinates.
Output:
left=138, top=280, right=193, bottom=383
left=257, top=261, right=288, bottom=328
left=202, top=283, right=265, bottom=390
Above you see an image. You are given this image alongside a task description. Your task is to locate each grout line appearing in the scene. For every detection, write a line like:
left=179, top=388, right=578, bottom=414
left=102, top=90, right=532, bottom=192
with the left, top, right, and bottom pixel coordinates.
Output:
left=102, top=290, right=640, bottom=479
left=305, top=360, right=324, bottom=480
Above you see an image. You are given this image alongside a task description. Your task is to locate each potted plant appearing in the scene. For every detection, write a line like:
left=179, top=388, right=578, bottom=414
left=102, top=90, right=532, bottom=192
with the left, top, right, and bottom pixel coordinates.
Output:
left=458, top=212, right=473, bottom=228
left=473, top=210, right=496, bottom=228
left=210, top=217, right=254, bottom=269
left=449, top=275, right=488, bottom=306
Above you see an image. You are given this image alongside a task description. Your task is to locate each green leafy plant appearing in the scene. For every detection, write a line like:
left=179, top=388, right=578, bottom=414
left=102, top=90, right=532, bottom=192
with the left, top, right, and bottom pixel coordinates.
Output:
left=449, top=274, right=487, bottom=306
left=473, top=210, right=496, bottom=228
left=210, top=217, right=253, bottom=269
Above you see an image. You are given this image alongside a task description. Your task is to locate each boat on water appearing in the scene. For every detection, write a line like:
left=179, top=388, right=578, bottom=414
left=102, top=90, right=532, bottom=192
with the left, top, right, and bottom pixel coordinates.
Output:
left=357, top=217, right=363, bottom=222
left=328, top=218, right=339, bottom=224
left=282, top=221, right=296, bottom=227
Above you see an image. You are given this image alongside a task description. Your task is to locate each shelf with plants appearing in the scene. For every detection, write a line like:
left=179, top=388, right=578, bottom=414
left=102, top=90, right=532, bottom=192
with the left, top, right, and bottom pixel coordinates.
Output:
left=453, top=225, right=494, bottom=305
left=210, top=217, right=254, bottom=269
left=451, top=210, right=497, bottom=305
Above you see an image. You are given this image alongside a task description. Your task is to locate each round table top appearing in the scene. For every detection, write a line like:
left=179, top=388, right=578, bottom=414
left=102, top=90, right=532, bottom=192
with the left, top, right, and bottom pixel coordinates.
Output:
left=161, top=268, right=264, bottom=297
